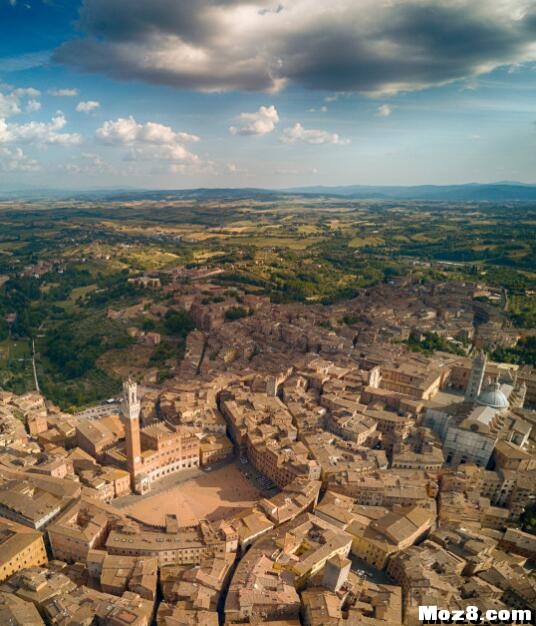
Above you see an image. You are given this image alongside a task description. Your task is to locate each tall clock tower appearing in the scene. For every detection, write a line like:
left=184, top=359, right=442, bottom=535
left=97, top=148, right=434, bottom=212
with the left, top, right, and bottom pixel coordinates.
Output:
left=121, top=379, right=142, bottom=489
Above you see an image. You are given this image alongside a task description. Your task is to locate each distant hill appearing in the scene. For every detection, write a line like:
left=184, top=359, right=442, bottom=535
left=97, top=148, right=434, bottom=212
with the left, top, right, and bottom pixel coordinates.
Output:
left=0, top=187, right=281, bottom=202
left=283, top=183, right=536, bottom=201
left=2, top=183, right=536, bottom=202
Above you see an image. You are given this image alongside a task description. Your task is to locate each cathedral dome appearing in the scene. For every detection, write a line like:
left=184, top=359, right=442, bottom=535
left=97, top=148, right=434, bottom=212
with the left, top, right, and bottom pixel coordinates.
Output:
left=477, top=382, right=509, bottom=410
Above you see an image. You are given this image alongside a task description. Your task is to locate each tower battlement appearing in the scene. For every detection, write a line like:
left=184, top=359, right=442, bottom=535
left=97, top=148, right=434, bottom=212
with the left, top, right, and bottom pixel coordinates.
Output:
left=121, top=378, right=141, bottom=422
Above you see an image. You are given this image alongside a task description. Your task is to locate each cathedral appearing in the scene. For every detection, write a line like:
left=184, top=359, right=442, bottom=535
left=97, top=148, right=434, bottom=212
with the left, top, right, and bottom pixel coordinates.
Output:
left=426, top=352, right=530, bottom=468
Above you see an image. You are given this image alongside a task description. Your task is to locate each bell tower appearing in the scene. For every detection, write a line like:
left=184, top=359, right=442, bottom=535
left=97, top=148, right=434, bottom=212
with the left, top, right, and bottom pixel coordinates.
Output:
left=465, top=350, right=487, bottom=402
left=121, top=379, right=142, bottom=488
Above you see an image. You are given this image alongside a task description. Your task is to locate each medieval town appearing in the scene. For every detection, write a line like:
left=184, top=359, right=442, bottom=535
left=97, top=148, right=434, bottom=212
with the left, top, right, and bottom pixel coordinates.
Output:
left=0, top=275, right=535, bottom=626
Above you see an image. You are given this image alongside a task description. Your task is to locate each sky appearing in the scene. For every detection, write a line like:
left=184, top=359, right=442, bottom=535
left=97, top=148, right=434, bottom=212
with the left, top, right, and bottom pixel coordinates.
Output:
left=1, top=0, right=536, bottom=190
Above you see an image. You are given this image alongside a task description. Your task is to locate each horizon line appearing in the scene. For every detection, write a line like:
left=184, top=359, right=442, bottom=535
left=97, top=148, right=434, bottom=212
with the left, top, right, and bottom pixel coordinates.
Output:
left=2, top=180, right=536, bottom=194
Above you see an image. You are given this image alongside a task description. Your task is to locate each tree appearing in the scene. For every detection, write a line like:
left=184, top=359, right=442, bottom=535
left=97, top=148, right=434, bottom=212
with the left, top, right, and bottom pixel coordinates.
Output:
left=0, top=318, right=8, bottom=342
left=164, top=310, right=195, bottom=337
left=225, top=306, right=249, bottom=321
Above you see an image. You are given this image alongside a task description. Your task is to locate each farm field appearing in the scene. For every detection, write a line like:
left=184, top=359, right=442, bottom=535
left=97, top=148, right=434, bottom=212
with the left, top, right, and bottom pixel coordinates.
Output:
left=0, top=189, right=534, bottom=409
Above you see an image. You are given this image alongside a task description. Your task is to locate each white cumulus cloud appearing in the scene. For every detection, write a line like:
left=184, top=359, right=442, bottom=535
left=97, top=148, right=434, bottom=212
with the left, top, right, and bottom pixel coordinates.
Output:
left=281, top=123, right=349, bottom=145
left=14, top=87, right=41, bottom=98
left=96, top=116, right=198, bottom=145
left=96, top=115, right=200, bottom=164
left=0, top=86, right=41, bottom=118
left=375, top=104, right=392, bottom=117
left=229, top=105, right=279, bottom=136
left=76, top=100, right=101, bottom=113
left=0, top=113, right=82, bottom=146
left=0, top=146, right=40, bottom=172
left=26, top=99, right=41, bottom=113
left=0, top=93, right=21, bottom=118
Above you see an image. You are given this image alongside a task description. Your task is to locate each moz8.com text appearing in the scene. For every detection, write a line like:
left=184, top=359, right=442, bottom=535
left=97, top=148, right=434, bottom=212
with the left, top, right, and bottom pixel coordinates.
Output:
left=419, top=605, right=532, bottom=624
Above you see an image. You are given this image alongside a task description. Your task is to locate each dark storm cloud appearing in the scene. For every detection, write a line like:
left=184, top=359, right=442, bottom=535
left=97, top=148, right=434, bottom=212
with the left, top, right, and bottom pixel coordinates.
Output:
left=54, top=0, right=536, bottom=94
left=75, top=0, right=211, bottom=42
left=279, top=2, right=536, bottom=93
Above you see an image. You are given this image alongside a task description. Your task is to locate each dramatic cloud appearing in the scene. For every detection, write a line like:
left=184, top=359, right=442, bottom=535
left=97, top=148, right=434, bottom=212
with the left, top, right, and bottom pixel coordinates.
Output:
left=281, top=123, right=349, bottom=145
left=376, top=104, right=392, bottom=117
left=96, top=115, right=200, bottom=164
left=229, top=105, right=279, bottom=136
left=0, top=113, right=82, bottom=146
left=76, top=100, right=100, bottom=113
left=54, top=1, right=536, bottom=94
left=48, top=88, right=79, bottom=97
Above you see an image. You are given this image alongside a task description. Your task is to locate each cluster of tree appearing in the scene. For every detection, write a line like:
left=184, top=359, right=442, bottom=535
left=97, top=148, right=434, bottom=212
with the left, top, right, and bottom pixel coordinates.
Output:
left=520, top=502, right=536, bottom=535
left=0, top=318, right=8, bottom=342
left=85, top=270, right=139, bottom=307
left=42, top=268, right=94, bottom=302
left=0, top=277, right=43, bottom=337
left=491, top=336, right=536, bottom=367
left=149, top=341, right=177, bottom=365
left=341, top=314, right=361, bottom=326
left=40, top=370, right=121, bottom=412
left=43, top=318, right=133, bottom=380
left=406, top=331, right=465, bottom=356
left=507, top=295, right=536, bottom=329
left=164, top=309, right=195, bottom=337
left=225, top=306, right=249, bottom=321
left=201, top=295, right=226, bottom=305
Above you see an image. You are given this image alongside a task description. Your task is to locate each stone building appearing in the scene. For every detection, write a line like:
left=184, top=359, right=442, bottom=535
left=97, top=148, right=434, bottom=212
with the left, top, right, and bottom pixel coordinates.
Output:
left=108, top=380, right=200, bottom=494
left=0, top=517, right=47, bottom=582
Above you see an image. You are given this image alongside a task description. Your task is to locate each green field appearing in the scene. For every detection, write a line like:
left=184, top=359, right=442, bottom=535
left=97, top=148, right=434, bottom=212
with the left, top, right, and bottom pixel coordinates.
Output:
left=0, top=191, right=534, bottom=408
